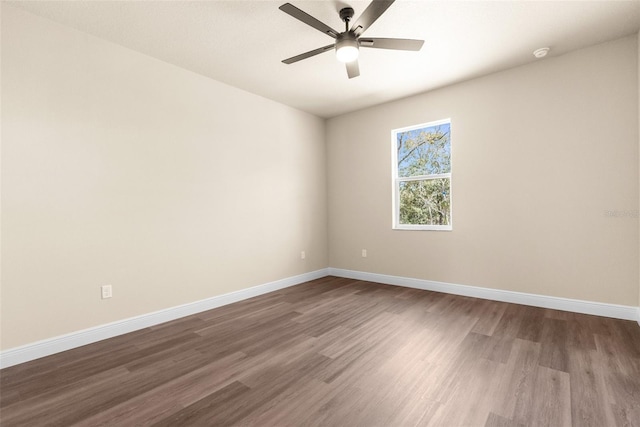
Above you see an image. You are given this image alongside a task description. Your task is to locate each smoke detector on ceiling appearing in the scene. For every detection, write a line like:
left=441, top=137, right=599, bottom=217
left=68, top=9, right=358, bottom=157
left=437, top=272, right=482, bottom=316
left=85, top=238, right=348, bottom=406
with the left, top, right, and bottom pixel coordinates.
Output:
left=533, top=47, right=550, bottom=59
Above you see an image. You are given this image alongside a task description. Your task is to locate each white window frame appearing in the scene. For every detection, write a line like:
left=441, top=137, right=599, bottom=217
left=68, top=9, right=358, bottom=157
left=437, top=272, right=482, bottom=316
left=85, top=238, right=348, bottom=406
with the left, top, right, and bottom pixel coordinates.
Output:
left=391, top=118, right=452, bottom=231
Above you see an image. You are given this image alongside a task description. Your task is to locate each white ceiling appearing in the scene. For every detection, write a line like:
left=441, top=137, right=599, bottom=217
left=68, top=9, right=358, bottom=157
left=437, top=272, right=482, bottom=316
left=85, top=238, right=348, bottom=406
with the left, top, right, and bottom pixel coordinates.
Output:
left=7, top=0, right=640, bottom=118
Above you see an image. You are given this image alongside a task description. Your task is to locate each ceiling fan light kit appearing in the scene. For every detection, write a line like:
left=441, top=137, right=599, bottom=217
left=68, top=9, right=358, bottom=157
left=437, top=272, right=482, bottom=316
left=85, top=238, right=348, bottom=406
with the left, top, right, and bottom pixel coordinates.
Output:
left=279, top=0, right=424, bottom=78
left=336, top=34, right=359, bottom=63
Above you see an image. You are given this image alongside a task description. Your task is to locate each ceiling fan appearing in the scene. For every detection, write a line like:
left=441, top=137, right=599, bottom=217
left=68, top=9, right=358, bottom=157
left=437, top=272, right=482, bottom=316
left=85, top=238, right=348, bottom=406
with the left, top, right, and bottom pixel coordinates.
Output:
left=279, top=0, right=424, bottom=79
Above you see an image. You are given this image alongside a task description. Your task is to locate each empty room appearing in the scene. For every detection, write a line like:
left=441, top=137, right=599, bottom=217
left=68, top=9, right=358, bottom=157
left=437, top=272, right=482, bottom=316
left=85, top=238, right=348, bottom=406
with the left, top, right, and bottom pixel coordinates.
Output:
left=1, top=0, right=640, bottom=425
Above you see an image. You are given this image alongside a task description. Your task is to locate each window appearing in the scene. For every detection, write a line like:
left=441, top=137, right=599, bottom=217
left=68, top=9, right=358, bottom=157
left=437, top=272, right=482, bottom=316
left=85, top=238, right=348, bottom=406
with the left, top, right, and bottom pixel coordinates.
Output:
left=392, top=119, right=452, bottom=230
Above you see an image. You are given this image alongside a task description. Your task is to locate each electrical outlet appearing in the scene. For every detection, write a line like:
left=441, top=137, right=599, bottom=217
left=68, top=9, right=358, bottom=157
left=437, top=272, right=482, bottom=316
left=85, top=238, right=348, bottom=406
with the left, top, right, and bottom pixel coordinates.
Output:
left=362, top=249, right=367, bottom=258
left=101, top=285, right=112, bottom=299
left=301, top=251, right=306, bottom=259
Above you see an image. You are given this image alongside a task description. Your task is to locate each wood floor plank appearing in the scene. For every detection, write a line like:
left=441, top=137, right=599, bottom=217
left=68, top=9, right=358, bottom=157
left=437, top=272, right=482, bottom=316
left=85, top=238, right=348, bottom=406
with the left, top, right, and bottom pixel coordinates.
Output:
left=489, top=338, right=542, bottom=421
left=474, top=333, right=515, bottom=364
left=1, top=276, right=639, bottom=426
left=484, top=412, right=526, bottom=427
left=515, top=306, right=546, bottom=343
left=568, top=348, right=617, bottom=426
left=423, top=357, right=503, bottom=426
left=236, top=377, right=335, bottom=426
left=470, top=299, right=509, bottom=336
left=526, top=365, right=571, bottom=426
left=73, top=351, right=248, bottom=427
left=538, top=317, right=570, bottom=373
left=206, top=354, right=330, bottom=426
left=491, top=304, right=527, bottom=339
left=150, top=380, right=251, bottom=427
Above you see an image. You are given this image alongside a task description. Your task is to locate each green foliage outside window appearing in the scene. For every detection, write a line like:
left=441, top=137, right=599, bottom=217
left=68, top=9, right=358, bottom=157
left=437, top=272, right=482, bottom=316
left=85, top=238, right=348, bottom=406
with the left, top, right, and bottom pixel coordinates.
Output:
left=395, top=121, right=451, bottom=227
left=399, top=178, right=450, bottom=225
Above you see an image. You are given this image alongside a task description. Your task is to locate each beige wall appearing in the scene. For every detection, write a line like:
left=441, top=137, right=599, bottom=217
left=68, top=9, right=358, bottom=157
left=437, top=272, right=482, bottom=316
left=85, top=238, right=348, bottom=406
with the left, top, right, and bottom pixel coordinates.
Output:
left=327, top=36, right=639, bottom=306
left=1, top=5, right=328, bottom=350
left=2, top=5, right=639, bottom=353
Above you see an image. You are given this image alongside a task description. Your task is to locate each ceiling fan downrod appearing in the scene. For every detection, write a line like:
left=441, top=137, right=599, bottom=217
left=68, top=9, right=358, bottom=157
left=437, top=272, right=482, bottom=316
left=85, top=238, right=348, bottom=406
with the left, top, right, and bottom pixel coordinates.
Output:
left=339, top=7, right=355, bottom=31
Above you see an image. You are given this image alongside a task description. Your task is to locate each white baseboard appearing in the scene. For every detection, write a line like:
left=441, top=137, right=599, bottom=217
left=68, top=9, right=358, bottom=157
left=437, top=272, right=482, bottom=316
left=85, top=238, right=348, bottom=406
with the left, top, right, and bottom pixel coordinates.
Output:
left=328, top=268, right=640, bottom=324
left=0, top=268, right=329, bottom=369
left=2, top=267, right=638, bottom=369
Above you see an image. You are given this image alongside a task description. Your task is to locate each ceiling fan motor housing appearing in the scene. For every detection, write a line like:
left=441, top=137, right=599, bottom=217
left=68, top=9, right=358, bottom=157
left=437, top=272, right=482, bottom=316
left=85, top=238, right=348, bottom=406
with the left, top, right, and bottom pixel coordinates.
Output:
left=336, top=32, right=358, bottom=48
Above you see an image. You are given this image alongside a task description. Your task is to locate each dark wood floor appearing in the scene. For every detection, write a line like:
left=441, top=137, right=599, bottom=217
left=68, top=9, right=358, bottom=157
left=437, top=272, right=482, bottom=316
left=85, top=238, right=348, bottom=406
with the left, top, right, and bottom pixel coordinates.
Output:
left=1, top=276, right=640, bottom=426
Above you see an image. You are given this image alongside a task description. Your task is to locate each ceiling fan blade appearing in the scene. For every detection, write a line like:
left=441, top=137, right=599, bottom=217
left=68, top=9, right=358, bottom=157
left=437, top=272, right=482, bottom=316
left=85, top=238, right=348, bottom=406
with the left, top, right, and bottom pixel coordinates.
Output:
left=282, top=44, right=335, bottom=64
left=351, top=0, right=395, bottom=37
left=279, top=3, right=339, bottom=39
left=346, top=60, right=360, bottom=79
left=359, top=38, right=424, bottom=51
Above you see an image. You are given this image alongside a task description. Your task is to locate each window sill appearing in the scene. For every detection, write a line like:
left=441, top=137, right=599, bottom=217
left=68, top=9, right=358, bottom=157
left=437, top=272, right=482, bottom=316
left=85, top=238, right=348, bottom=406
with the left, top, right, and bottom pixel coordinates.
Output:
left=393, top=225, right=453, bottom=231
